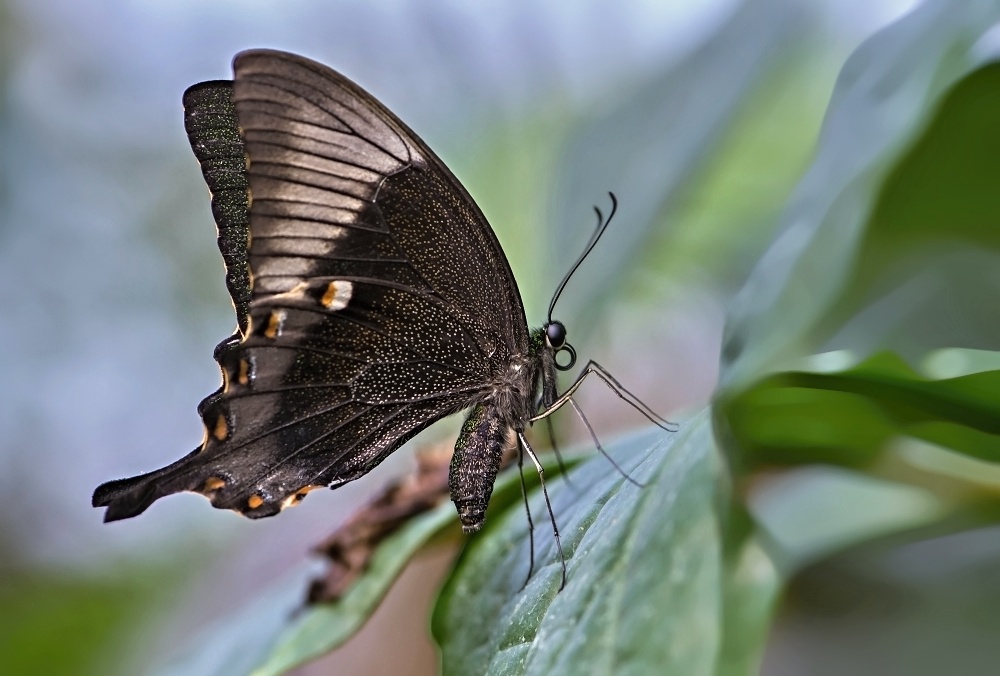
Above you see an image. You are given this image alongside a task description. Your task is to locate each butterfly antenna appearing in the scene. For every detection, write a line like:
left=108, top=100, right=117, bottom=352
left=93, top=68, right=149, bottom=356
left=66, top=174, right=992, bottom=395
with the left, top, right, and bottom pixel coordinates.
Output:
left=547, top=192, right=618, bottom=323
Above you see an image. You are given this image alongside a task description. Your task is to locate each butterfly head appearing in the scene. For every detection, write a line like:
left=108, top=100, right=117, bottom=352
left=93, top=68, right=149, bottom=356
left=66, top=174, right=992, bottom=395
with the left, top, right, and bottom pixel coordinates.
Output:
left=542, top=192, right=617, bottom=375
left=543, top=320, right=576, bottom=371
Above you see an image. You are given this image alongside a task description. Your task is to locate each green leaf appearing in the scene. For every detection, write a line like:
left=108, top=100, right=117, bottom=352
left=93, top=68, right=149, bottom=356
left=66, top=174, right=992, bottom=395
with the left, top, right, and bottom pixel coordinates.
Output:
left=749, top=466, right=949, bottom=574
left=716, top=538, right=781, bottom=676
left=720, top=0, right=1000, bottom=392
left=433, top=412, right=774, bottom=675
left=722, top=351, right=1000, bottom=470
left=158, top=506, right=457, bottom=676
left=657, top=49, right=832, bottom=290
left=248, top=502, right=459, bottom=676
left=922, top=348, right=1000, bottom=379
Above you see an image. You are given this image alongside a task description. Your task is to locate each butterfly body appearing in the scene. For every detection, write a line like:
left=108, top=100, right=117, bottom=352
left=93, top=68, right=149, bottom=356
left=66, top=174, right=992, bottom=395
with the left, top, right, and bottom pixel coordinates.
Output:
left=93, top=51, right=567, bottom=533
left=449, top=327, right=561, bottom=532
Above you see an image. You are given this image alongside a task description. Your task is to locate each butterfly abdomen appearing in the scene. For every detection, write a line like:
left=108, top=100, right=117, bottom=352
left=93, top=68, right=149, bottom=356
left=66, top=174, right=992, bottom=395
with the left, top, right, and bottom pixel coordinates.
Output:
left=449, top=403, right=513, bottom=532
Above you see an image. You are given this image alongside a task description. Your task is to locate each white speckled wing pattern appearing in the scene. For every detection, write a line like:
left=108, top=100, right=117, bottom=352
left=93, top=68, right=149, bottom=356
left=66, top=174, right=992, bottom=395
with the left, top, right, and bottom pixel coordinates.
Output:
left=93, top=50, right=531, bottom=521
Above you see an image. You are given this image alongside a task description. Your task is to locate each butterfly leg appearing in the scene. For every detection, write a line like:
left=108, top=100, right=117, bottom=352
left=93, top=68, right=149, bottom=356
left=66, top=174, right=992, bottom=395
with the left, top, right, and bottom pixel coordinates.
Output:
left=530, top=359, right=675, bottom=431
left=518, top=432, right=567, bottom=591
left=567, top=397, right=644, bottom=488
left=530, top=360, right=667, bottom=486
left=516, top=436, right=536, bottom=589
left=543, top=416, right=577, bottom=491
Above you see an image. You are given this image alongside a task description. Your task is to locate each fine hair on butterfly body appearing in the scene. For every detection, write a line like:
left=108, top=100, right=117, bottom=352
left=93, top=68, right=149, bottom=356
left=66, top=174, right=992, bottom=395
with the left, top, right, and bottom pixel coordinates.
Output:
left=92, top=50, right=670, bottom=589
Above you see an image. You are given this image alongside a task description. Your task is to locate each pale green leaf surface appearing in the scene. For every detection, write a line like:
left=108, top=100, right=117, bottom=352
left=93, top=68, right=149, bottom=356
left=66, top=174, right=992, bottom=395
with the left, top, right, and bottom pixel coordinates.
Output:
left=720, top=0, right=1000, bottom=392
left=434, top=412, right=768, bottom=676
left=749, top=466, right=949, bottom=574
left=716, top=539, right=781, bottom=676
left=158, top=564, right=317, bottom=676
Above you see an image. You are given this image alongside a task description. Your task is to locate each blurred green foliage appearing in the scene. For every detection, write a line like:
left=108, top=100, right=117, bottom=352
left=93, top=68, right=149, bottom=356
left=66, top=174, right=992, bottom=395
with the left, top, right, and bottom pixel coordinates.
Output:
left=0, top=574, right=129, bottom=675
left=0, top=564, right=184, bottom=676
left=726, top=352, right=1000, bottom=469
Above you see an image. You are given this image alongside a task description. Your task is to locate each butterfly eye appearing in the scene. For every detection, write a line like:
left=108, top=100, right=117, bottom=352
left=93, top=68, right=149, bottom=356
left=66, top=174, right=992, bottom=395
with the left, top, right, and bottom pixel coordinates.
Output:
left=545, top=321, right=567, bottom=349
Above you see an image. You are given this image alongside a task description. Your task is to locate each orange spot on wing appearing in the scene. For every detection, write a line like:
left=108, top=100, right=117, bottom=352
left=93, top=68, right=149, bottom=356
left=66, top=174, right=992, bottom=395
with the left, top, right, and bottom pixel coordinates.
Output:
left=280, top=484, right=324, bottom=510
left=203, top=477, right=225, bottom=492
left=213, top=414, right=229, bottom=441
left=264, top=310, right=286, bottom=339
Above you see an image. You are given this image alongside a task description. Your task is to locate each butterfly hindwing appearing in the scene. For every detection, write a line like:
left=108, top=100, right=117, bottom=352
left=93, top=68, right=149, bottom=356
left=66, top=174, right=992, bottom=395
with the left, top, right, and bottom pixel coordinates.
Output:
left=182, top=81, right=252, bottom=336
left=93, top=50, right=530, bottom=521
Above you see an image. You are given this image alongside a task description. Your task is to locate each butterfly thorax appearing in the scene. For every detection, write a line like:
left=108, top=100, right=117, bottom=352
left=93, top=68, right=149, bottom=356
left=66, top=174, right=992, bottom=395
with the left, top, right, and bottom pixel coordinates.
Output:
left=480, top=350, right=537, bottom=429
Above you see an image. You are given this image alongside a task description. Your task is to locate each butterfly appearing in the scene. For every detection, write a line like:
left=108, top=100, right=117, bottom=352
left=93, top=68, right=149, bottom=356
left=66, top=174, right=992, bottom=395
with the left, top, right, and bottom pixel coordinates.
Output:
left=93, top=50, right=666, bottom=584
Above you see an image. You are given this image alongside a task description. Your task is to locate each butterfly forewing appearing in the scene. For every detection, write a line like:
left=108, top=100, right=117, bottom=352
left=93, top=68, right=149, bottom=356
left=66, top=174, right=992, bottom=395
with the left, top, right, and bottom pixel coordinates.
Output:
left=93, top=50, right=531, bottom=522
left=233, top=51, right=528, bottom=353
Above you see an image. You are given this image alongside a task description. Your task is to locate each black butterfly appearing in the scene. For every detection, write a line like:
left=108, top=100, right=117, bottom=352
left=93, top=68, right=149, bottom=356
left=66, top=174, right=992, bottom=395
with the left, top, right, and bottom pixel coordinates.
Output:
left=93, top=51, right=665, bottom=582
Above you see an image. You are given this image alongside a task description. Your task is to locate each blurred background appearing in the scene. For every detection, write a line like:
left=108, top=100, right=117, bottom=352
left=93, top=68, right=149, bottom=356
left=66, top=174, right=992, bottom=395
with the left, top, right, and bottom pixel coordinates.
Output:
left=7, top=0, right=994, bottom=674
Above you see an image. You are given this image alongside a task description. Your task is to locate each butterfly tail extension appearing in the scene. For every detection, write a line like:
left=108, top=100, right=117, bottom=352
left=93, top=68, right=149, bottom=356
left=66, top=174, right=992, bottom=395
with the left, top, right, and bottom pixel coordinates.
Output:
left=91, top=448, right=201, bottom=522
